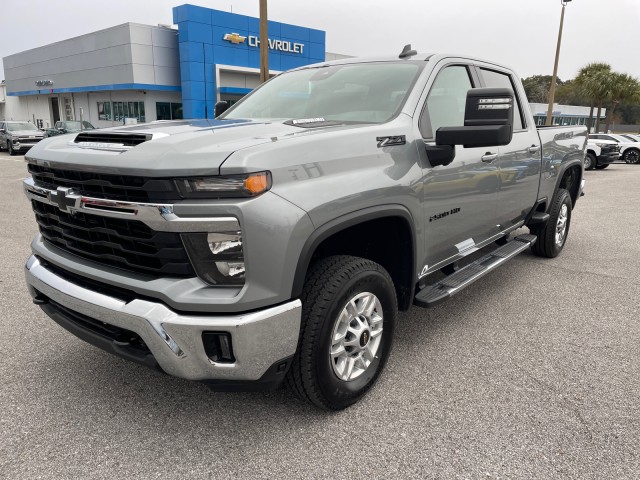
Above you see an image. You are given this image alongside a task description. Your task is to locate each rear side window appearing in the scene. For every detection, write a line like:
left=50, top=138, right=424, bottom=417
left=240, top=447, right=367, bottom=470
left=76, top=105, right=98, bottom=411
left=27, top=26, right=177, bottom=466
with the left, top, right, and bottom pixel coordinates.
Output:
left=480, top=68, right=525, bottom=130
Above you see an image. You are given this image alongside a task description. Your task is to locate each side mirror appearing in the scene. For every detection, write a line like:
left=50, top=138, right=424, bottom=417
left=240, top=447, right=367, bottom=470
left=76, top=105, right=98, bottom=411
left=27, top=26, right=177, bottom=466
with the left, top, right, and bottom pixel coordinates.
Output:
left=437, top=88, right=514, bottom=149
left=426, top=88, right=515, bottom=167
left=214, top=101, right=230, bottom=117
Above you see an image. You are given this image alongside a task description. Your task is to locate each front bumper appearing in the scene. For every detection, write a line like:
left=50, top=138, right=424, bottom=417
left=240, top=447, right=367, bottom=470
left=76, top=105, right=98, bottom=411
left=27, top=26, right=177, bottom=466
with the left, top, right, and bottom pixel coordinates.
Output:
left=597, top=152, right=620, bottom=165
left=25, top=255, right=302, bottom=384
left=13, top=141, right=42, bottom=150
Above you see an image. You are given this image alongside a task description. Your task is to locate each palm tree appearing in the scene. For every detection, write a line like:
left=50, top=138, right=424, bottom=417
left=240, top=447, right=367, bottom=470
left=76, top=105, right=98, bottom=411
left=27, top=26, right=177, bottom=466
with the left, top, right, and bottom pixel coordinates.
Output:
left=603, top=73, right=640, bottom=133
left=574, top=63, right=611, bottom=132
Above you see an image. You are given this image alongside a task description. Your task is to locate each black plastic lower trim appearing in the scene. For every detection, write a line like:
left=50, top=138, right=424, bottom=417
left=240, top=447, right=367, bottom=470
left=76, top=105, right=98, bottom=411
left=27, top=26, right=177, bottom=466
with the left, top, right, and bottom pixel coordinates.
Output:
left=201, top=356, right=294, bottom=392
left=36, top=293, right=163, bottom=373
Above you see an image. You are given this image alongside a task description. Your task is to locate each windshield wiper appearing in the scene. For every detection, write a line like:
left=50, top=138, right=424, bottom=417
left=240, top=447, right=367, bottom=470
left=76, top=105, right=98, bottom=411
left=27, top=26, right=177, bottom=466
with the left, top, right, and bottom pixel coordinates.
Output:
left=284, top=118, right=344, bottom=128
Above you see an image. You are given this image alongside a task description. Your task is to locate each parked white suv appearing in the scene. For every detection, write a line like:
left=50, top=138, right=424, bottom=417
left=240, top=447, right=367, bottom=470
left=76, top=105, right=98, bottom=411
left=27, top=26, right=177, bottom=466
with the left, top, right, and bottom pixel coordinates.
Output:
left=588, top=133, right=640, bottom=164
left=585, top=138, right=620, bottom=170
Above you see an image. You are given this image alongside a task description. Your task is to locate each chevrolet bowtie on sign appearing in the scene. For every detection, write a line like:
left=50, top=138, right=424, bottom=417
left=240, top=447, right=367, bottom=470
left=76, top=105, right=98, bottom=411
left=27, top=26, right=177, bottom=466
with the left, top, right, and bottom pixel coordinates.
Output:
left=223, top=33, right=247, bottom=44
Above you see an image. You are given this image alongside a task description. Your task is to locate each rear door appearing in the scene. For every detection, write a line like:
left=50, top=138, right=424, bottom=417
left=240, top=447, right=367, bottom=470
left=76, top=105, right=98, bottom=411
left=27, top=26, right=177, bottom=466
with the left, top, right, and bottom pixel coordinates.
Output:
left=417, top=62, right=501, bottom=272
left=477, top=66, right=541, bottom=231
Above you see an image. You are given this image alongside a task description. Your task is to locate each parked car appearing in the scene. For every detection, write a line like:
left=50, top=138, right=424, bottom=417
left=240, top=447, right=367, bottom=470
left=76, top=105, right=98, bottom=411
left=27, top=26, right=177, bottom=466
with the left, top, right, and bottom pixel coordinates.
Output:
left=44, top=120, right=95, bottom=137
left=620, top=134, right=640, bottom=163
left=585, top=138, right=620, bottom=170
left=22, top=50, right=587, bottom=410
left=588, top=133, right=640, bottom=164
left=0, top=121, right=45, bottom=155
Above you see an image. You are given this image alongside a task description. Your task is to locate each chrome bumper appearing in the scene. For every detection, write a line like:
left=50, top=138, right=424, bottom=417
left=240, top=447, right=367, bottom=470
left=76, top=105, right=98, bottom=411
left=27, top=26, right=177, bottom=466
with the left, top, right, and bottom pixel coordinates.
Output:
left=25, top=255, right=302, bottom=382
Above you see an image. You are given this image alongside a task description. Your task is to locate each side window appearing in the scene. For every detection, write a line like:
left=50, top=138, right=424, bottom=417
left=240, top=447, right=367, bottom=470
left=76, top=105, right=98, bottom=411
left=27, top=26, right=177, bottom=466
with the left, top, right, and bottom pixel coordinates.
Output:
left=479, top=68, right=525, bottom=130
left=420, top=65, right=473, bottom=139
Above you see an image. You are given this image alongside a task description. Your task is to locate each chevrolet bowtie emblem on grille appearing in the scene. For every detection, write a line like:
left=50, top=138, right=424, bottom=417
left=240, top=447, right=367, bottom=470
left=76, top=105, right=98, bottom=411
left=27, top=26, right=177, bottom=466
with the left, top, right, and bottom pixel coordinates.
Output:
left=48, top=187, right=81, bottom=213
left=223, top=32, right=247, bottom=44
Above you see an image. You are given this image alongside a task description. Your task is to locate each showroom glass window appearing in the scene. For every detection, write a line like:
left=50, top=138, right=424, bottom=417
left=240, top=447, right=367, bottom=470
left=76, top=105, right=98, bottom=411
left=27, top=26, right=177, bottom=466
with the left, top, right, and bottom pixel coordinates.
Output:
left=156, top=102, right=184, bottom=120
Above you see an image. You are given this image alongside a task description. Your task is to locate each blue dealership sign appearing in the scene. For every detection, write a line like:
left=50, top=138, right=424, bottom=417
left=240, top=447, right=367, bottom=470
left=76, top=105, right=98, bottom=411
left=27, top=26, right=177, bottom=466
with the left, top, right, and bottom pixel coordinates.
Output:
left=173, top=4, right=326, bottom=118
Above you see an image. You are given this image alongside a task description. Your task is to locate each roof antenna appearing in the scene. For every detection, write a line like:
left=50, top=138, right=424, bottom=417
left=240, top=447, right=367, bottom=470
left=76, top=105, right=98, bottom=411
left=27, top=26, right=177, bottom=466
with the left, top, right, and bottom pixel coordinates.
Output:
left=399, top=44, right=417, bottom=59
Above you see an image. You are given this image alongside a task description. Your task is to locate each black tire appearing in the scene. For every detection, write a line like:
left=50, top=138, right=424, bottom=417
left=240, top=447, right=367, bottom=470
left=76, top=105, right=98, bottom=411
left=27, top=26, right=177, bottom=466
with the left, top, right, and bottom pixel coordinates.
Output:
left=595, top=164, right=609, bottom=170
left=530, top=188, right=572, bottom=258
left=286, top=255, right=397, bottom=410
left=584, top=153, right=596, bottom=170
left=8, top=142, right=16, bottom=156
left=623, top=149, right=640, bottom=164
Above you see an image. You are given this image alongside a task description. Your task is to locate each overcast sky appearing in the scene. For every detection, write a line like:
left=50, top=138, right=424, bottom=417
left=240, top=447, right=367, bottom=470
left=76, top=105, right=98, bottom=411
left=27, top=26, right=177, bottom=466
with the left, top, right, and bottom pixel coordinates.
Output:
left=1, top=0, right=639, bottom=82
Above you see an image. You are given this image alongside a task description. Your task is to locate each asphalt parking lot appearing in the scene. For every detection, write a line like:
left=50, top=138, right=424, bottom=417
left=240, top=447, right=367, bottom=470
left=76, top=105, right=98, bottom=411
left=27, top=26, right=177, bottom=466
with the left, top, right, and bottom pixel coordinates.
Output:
left=1, top=153, right=638, bottom=479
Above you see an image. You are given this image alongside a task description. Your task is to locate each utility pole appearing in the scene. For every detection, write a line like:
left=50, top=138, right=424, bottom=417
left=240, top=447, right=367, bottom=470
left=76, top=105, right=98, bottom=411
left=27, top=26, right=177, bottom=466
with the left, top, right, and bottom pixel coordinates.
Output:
left=259, top=0, right=269, bottom=83
left=546, top=0, right=572, bottom=126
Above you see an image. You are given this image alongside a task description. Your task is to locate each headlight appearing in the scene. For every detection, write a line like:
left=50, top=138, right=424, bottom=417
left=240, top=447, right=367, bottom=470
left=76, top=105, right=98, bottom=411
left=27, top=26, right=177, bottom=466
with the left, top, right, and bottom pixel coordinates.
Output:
left=175, top=172, right=271, bottom=198
left=595, top=143, right=609, bottom=147
left=182, top=230, right=245, bottom=286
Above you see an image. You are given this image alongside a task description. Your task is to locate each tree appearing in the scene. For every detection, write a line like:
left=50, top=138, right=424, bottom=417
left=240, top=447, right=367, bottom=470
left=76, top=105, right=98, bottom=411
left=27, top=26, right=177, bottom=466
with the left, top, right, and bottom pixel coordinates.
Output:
left=573, top=63, right=612, bottom=131
left=603, top=73, right=640, bottom=132
left=522, top=75, right=563, bottom=103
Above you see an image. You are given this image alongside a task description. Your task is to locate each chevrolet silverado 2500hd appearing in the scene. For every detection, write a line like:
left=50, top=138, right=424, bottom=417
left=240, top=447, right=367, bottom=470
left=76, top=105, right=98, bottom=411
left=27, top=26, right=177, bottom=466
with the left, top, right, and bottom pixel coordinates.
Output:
left=23, top=49, right=587, bottom=410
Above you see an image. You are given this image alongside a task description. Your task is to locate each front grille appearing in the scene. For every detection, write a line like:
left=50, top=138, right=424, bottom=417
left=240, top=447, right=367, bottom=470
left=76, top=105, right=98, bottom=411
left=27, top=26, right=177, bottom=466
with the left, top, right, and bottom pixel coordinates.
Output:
left=74, top=132, right=151, bottom=147
left=38, top=258, right=136, bottom=302
left=28, top=163, right=180, bottom=202
left=32, top=200, right=195, bottom=277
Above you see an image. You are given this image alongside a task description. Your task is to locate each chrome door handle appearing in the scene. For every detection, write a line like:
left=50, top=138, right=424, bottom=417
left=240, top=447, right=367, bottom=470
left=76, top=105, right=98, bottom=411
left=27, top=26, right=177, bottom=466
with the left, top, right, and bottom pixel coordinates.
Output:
left=528, top=145, right=541, bottom=153
left=481, top=153, right=498, bottom=163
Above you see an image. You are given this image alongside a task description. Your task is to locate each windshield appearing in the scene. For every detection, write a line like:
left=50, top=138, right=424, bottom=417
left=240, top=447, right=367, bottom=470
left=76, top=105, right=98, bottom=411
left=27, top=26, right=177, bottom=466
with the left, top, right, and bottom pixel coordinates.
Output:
left=7, top=122, right=38, bottom=131
left=57, top=121, right=94, bottom=131
left=63, top=121, right=82, bottom=131
left=223, top=62, right=422, bottom=124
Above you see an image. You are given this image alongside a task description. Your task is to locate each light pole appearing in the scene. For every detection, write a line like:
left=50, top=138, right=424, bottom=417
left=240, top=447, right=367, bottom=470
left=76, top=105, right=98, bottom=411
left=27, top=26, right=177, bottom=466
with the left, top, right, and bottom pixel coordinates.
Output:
left=545, top=0, right=572, bottom=126
left=259, top=0, right=269, bottom=83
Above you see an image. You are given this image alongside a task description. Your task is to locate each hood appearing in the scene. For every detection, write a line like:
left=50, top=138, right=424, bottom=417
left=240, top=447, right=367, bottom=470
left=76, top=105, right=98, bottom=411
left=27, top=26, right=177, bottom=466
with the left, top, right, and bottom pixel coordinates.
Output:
left=10, top=130, right=44, bottom=137
left=25, top=118, right=371, bottom=177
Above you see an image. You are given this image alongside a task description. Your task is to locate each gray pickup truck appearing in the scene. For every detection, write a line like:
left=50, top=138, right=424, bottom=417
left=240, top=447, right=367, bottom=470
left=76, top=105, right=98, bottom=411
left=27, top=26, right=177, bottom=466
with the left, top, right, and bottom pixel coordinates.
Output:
left=23, top=50, right=587, bottom=410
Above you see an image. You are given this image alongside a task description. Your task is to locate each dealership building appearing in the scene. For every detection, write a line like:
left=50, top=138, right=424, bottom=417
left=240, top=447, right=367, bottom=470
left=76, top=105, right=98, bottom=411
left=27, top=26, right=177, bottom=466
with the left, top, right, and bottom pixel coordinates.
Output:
left=0, top=4, right=348, bottom=128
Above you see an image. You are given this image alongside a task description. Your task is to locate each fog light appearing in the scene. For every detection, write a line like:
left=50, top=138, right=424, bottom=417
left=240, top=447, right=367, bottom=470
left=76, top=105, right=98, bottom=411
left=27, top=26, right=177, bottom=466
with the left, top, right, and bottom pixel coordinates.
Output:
left=182, top=231, right=245, bottom=286
left=202, top=332, right=235, bottom=363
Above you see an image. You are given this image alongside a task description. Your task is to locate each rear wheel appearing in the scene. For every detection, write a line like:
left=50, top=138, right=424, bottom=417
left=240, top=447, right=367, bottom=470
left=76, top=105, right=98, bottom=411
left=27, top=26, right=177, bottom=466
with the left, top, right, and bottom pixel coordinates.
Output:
left=531, top=188, right=572, bottom=258
left=623, top=149, right=639, bottom=164
left=584, top=153, right=596, bottom=170
left=286, top=255, right=397, bottom=410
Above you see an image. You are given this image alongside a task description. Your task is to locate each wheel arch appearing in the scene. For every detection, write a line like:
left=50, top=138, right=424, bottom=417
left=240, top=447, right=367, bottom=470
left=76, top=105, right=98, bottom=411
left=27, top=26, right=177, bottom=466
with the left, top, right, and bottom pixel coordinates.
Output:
left=291, top=205, right=416, bottom=311
left=554, top=161, right=583, bottom=208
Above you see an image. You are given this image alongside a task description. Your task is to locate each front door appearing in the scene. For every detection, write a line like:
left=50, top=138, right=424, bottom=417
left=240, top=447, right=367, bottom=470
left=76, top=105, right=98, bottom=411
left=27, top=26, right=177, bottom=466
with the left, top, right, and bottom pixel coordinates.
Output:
left=51, top=97, right=60, bottom=125
left=418, top=63, right=501, bottom=272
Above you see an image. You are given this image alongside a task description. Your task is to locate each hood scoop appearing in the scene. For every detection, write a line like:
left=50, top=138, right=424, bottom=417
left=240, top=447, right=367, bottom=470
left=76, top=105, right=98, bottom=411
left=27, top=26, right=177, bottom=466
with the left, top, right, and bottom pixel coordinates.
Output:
left=71, top=132, right=156, bottom=152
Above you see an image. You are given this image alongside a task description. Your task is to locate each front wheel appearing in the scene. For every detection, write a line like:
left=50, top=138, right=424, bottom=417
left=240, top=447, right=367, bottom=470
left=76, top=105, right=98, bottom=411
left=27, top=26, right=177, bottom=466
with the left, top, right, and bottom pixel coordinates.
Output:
left=286, top=255, right=397, bottom=410
left=8, top=143, right=16, bottom=156
left=584, top=153, right=596, bottom=170
left=623, top=149, right=640, bottom=164
left=530, top=188, right=572, bottom=258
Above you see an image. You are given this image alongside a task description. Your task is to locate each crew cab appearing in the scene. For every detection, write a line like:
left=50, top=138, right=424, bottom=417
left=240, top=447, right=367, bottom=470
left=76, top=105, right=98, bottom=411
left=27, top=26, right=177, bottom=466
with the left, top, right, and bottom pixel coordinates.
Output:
left=0, top=121, right=45, bottom=155
left=23, top=49, right=587, bottom=410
